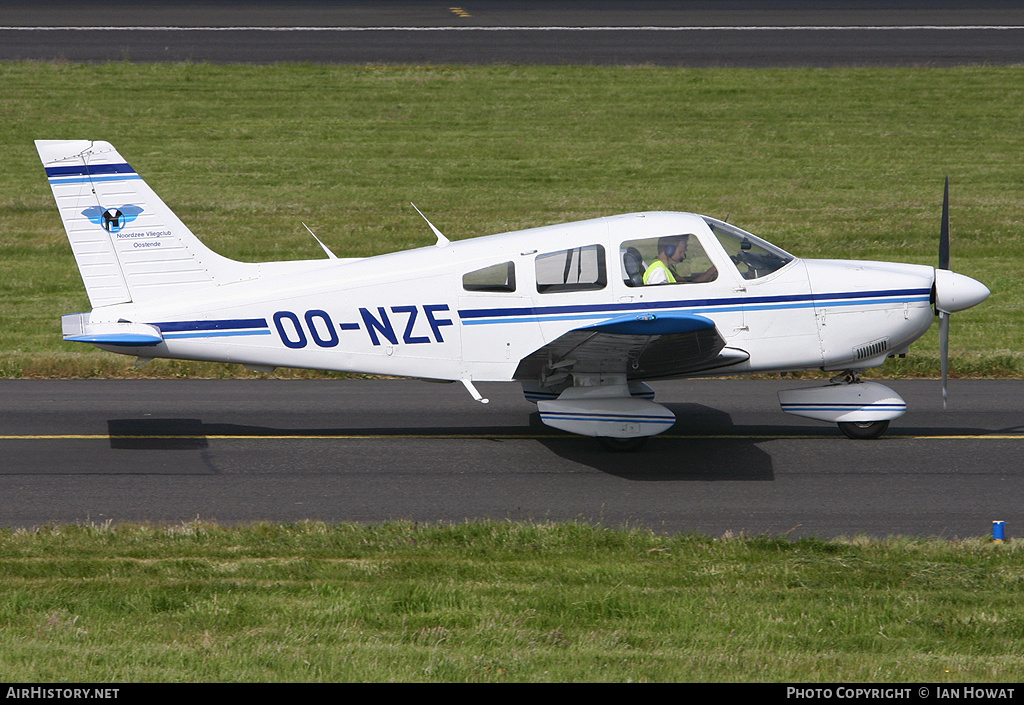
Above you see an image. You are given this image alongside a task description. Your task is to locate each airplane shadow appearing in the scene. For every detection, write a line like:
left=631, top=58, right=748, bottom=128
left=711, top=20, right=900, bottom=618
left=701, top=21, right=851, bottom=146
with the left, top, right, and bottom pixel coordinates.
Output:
left=107, top=404, right=776, bottom=481
left=538, top=404, right=776, bottom=481
left=108, top=418, right=210, bottom=450
left=106, top=403, right=1011, bottom=483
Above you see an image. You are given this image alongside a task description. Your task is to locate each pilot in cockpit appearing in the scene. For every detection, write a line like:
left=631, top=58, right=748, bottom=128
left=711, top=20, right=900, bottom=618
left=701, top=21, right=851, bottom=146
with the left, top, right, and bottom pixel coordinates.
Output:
left=642, top=234, right=717, bottom=285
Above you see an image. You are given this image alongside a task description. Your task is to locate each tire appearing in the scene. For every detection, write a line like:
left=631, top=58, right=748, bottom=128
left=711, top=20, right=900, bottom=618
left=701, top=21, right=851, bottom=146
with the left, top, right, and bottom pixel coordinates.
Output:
left=838, top=420, right=890, bottom=440
left=598, top=436, right=648, bottom=452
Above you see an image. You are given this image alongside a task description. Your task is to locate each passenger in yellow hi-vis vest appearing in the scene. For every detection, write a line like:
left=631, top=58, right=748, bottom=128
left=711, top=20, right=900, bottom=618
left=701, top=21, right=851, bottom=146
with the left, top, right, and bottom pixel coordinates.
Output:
left=642, top=234, right=717, bottom=285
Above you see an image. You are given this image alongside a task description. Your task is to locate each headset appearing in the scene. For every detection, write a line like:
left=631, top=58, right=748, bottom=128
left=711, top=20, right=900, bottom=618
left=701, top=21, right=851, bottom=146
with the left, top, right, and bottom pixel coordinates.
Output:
left=661, top=235, right=688, bottom=259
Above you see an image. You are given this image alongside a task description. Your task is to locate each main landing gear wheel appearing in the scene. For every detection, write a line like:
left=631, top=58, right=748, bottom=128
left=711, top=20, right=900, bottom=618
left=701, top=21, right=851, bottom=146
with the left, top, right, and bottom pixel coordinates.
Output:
left=837, top=420, right=890, bottom=440
left=598, top=436, right=648, bottom=452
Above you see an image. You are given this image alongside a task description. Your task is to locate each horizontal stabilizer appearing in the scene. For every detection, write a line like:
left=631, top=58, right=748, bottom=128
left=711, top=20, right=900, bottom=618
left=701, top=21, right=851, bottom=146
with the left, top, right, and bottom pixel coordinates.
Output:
left=64, top=333, right=164, bottom=346
left=61, top=313, right=163, bottom=347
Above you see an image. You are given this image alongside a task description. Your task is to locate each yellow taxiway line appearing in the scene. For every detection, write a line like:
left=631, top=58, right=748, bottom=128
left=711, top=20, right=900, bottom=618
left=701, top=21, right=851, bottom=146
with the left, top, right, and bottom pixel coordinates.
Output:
left=1, top=434, right=1023, bottom=441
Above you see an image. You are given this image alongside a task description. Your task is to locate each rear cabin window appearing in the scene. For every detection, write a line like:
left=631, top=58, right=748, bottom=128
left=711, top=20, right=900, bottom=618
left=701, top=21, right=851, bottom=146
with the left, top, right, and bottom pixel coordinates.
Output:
left=463, top=261, right=516, bottom=292
left=535, top=245, right=607, bottom=293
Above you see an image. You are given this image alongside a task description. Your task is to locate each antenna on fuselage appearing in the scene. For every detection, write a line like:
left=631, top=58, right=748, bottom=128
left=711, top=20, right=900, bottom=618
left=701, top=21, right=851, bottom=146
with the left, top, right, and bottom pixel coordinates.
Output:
left=411, top=203, right=451, bottom=247
left=302, top=223, right=338, bottom=260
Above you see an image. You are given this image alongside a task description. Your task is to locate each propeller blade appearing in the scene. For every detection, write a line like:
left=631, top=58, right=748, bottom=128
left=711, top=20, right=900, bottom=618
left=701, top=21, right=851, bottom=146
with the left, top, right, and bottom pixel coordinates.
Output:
left=939, top=176, right=950, bottom=270
left=939, top=311, right=950, bottom=409
left=937, top=177, right=951, bottom=408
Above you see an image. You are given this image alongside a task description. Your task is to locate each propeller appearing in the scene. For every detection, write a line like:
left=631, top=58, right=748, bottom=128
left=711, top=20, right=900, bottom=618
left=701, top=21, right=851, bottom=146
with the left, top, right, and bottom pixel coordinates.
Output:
left=939, top=176, right=950, bottom=409
left=932, top=177, right=991, bottom=409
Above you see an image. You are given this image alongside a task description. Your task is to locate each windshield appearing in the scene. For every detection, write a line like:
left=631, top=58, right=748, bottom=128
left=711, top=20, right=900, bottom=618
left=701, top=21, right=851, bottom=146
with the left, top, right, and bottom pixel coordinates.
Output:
left=702, top=217, right=794, bottom=280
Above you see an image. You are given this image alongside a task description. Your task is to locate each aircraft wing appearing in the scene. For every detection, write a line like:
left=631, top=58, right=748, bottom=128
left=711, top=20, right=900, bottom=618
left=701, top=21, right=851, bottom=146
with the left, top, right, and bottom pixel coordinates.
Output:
left=513, top=312, right=748, bottom=383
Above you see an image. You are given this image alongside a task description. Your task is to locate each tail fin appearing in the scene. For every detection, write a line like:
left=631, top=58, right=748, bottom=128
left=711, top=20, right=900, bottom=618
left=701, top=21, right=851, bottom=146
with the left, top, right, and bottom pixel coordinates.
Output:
left=36, top=140, right=252, bottom=307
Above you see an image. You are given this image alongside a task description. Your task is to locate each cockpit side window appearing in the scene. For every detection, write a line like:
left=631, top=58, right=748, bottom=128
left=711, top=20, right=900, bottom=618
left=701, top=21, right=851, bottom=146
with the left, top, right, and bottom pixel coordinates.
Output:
left=620, top=235, right=718, bottom=287
left=535, top=245, right=606, bottom=293
left=703, top=217, right=794, bottom=280
left=463, top=261, right=516, bottom=292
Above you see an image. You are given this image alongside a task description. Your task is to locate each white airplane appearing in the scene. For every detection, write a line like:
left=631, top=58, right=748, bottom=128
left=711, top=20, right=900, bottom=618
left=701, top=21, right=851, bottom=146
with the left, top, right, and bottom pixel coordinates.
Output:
left=37, top=140, right=990, bottom=450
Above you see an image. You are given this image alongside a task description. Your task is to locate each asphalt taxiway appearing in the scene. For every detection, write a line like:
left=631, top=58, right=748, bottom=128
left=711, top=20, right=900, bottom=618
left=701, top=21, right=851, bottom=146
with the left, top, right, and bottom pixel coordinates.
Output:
left=1, top=378, right=1020, bottom=538
left=2, top=0, right=1024, bottom=66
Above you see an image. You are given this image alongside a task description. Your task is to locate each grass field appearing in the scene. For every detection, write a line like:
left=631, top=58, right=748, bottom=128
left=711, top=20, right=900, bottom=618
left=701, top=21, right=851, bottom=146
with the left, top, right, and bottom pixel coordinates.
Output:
left=3, top=63, right=1023, bottom=683
left=1, top=62, right=1021, bottom=378
left=1, top=521, right=1022, bottom=683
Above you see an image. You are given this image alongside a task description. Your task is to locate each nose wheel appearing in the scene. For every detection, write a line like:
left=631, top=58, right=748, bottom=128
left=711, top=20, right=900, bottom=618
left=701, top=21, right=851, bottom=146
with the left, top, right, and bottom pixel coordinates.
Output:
left=838, top=420, right=890, bottom=440
left=598, top=436, right=648, bottom=452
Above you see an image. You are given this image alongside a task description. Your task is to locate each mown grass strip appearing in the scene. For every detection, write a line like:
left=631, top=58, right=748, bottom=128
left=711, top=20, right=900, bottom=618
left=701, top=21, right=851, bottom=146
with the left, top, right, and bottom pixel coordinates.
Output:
left=2, top=62, right=1021, bottom=377
left=0, top=521, right=1022, bottom=682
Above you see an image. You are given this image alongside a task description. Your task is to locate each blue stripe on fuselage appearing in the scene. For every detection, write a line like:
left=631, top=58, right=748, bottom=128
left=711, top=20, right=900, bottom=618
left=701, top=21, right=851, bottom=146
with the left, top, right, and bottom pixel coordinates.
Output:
left=154, top=319, right=268, bottom=332
left=154, top=319, right=270, bottom=339
left=163, top=330, right=273, bottom=340
left=458, top=288, right=931, bottom=325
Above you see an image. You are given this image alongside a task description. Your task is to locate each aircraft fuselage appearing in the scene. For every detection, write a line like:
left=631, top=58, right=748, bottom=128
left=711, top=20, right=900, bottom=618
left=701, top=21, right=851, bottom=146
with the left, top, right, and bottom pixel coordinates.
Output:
left=86, top=212, right=935, bottom=382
